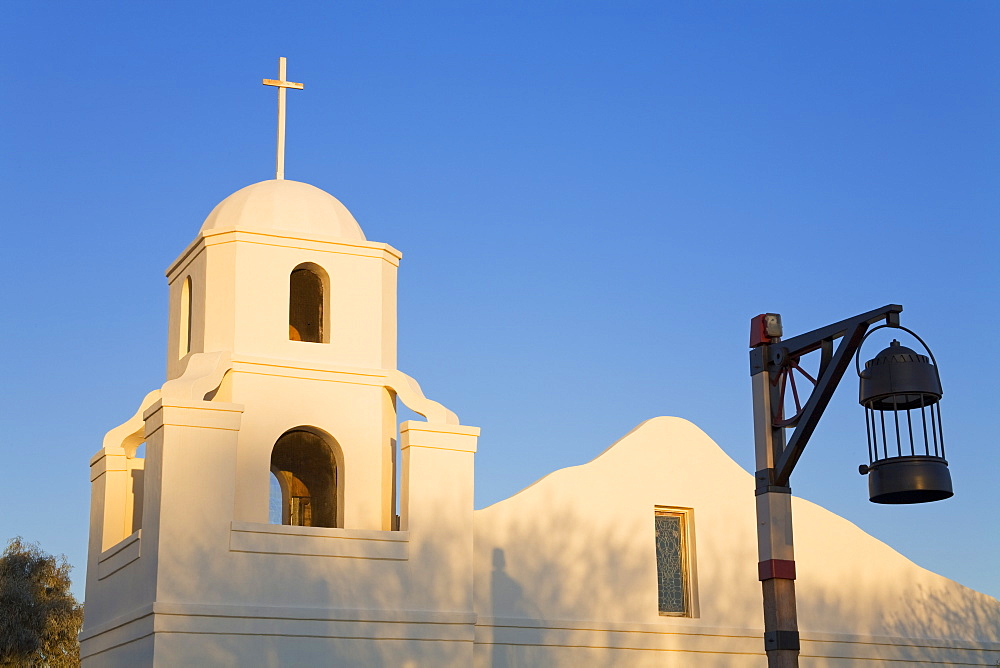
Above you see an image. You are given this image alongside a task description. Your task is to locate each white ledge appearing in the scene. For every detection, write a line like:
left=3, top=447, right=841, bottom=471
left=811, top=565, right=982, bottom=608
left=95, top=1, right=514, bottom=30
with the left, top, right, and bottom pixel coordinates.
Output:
left=475, top=616, right=1000, bottom=651
left=152, top=601, right=474, bottom=625
left=230, top=521, right=409, bottom=560
left=98, top=530, right=141, bottom=580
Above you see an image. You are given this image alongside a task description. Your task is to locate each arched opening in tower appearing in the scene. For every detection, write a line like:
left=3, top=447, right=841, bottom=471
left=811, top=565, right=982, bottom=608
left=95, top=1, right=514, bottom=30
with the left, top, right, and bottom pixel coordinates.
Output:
left=289, top=265, right=325, bottom=343
left=269, top=429, right=339, bottom=527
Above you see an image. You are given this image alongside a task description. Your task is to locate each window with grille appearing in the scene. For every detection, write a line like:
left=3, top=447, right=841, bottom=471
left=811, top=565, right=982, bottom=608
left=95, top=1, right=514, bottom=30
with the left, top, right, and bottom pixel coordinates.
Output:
left=655, top=508, right=694, bottom=616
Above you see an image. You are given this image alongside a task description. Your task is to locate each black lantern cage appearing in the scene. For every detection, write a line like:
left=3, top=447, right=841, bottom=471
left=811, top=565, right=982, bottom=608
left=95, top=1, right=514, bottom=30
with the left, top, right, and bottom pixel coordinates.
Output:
left=857, top=326, right=952, bottom=504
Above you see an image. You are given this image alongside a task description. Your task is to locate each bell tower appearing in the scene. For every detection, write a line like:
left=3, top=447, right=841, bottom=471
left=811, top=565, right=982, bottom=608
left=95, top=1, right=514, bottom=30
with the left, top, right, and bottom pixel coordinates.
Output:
left=164, top=178, right=403, bottom=530
left=81, top=59, right=480, bottom=667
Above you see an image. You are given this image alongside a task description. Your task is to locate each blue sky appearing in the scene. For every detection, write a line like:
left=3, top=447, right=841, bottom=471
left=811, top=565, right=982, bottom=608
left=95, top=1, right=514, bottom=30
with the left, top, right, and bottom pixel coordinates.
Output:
left=2, top=2, right=997, bottom=601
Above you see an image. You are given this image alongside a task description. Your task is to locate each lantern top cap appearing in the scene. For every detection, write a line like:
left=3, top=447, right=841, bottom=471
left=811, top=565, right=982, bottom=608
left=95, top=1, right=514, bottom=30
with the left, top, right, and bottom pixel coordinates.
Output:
left=865, top=339, right=931, bottom=368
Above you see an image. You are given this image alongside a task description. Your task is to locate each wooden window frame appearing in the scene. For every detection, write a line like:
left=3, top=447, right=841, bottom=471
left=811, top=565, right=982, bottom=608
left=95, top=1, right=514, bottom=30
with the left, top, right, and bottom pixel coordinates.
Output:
left=654, top=506, right=697, bottom=617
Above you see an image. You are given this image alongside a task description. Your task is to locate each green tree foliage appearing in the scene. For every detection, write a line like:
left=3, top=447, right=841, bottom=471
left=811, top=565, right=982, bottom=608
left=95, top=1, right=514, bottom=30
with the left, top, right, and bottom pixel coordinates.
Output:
left=0, top=538, right=83, bottom=667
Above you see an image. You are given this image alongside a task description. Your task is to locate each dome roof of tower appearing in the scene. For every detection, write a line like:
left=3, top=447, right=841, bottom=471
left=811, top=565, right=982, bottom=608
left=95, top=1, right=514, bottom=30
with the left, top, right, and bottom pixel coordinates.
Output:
left=199, top=179, right=366, bottom=240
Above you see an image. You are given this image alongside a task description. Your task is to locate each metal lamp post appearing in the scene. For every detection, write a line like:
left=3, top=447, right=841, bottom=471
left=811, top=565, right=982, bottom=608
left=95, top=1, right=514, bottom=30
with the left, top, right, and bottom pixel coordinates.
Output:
left=749, top=305, right=952, bottom=667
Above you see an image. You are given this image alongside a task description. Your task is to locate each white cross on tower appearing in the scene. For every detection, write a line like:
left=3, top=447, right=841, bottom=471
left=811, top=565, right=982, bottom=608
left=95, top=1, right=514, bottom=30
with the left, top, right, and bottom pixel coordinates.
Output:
left=263, top=57, right=304, bottom=180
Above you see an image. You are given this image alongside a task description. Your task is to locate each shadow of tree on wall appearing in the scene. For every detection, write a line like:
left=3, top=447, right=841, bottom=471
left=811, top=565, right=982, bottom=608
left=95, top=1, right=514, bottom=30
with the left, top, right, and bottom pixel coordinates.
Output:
left=884, top=579, right=1000, bottom=646
left=792, top=580, right=1000, bottom=666
left=490, top=548, right=543, bottom=667
left=814, top=576, right=999, bottom=664
left=473, top=495, right=764, bottom=667
left=788, top=495, right=1000, bottom=665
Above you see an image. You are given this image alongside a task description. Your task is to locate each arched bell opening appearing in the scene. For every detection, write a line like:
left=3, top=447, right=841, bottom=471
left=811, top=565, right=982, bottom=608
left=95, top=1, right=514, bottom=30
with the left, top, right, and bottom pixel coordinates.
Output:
left=269, top=428, right=342, bottom=527
left=178, top=276, right=193, bottom=358
left=289, top=263, right=328, bottom=343
left=268, top=465, right=290, bottom=525
left=124, top=441, right=146, bottom=536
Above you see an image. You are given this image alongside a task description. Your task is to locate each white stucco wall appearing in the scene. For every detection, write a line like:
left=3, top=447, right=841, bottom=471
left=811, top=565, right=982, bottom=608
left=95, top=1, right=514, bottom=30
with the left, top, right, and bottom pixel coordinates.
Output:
left=472, top=416, right=1000, bottom=666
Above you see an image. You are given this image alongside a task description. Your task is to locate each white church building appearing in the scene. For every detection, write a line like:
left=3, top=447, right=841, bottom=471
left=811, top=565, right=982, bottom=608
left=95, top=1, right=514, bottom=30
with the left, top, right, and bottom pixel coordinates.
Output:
left=80, top=65, right=999, bottom=667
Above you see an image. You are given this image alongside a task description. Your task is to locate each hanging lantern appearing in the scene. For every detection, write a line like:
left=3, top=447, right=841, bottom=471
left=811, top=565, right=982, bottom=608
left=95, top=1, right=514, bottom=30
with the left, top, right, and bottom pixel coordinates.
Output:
left=857, top=329, right=952, bottom=504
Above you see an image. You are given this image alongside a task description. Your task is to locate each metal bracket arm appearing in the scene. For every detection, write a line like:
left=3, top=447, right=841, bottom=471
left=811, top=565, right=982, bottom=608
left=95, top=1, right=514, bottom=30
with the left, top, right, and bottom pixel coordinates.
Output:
left=770, top=304, right=902, bottom=486
left=772, top=305, right=901, bottom=364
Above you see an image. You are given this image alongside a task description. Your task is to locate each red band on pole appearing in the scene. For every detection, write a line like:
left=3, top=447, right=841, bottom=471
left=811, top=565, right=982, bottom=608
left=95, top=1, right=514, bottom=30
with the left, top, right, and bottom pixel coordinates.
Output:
left=758, top=559, right=796, bottom=581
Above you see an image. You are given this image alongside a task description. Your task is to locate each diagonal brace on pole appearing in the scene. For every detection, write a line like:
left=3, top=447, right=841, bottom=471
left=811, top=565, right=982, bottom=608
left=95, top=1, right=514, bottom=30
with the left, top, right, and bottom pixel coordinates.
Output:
left=761, top=305, right=903, bottom=487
